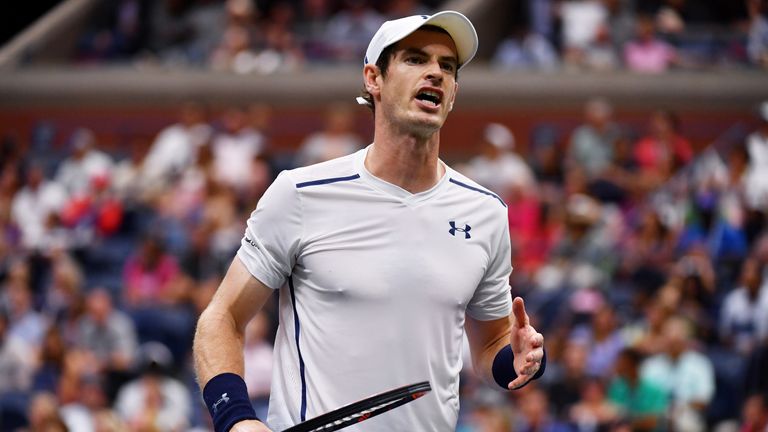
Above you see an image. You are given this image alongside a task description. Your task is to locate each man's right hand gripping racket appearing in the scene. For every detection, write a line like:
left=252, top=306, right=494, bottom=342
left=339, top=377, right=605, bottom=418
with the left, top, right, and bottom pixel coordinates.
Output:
left=283, top=381, right=431, bottom=432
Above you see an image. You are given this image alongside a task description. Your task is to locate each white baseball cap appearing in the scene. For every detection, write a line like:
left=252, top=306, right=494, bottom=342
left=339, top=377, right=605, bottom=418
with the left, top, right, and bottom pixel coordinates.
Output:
left=484, top=123, right=515, bottom=149
left=364, top=10, right=478, bottom=72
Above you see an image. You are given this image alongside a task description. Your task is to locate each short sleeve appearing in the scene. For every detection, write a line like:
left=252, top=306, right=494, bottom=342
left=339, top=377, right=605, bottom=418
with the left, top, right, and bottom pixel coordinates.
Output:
left=236, top=171, right=302, bottom=289
left=466, top=215, right=513, bottom=320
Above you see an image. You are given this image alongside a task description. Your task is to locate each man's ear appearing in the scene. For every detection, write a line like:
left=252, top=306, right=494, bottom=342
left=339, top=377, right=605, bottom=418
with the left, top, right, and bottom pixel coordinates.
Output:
left=449, top=82, right=458, bottom=112
left=363, top=64, right=382, bottom=98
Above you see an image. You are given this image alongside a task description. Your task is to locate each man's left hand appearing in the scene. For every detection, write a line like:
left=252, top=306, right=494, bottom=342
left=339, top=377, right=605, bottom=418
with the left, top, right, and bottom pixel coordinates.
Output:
left=508, top=296, right=545, bottom=389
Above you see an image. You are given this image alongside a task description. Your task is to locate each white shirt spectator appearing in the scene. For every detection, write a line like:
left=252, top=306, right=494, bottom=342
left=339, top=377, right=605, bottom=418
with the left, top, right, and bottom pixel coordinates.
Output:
left=56, top=150, right=113, bottom=196
left=560, top=0, right=608, bottom=48
left=745, top=117, right=768, bottom=209
left=719, top=285, right=768, bottom=354
left=212, top=127, right=265, bottom=190
left=464, top=123, right=534, bottom=196
left=143, top=122, right=212, bottom=183
left=56, top=129, right=113, bottom=196
left=115, top=375, right=191, bottom=431
left=0, top=333, right=33, bottom=393
left=11, top=179, right=68, bottom=250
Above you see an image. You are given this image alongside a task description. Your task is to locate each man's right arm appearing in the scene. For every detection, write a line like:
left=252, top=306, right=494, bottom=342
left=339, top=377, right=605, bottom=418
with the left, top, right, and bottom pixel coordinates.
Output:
left=193, top=256, right=275, bottom=431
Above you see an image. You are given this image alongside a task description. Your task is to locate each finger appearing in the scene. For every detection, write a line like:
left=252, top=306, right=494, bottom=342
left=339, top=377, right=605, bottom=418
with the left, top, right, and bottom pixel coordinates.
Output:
left=525, top=347, right=544, bottom=363
left=519, top=361, right=540, bottom=376
left=508, top=374, right=530, bottom=390
left=512, top=297, right=529, bottom=328
left=528, top=332, right=544, bottom=349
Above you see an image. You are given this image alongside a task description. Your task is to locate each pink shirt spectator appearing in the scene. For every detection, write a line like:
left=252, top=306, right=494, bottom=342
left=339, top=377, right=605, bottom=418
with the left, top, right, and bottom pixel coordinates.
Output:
left=123, top=254, right=180, bottom=306
left=624, top=40, right=677, bottom=73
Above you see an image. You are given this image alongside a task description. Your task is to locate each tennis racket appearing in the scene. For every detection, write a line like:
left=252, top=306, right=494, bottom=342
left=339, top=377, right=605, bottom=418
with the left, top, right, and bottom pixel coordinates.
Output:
left=283, top=381, right=431, bottom=432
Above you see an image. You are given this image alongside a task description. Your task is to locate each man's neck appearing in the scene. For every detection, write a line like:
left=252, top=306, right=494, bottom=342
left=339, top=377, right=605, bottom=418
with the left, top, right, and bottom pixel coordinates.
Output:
left=365, top=124, right=444, bottom=194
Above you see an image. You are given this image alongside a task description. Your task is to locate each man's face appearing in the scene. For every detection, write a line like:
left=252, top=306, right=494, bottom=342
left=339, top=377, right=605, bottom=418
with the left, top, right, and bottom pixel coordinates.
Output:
left=374, top=29, right=459, bottom=138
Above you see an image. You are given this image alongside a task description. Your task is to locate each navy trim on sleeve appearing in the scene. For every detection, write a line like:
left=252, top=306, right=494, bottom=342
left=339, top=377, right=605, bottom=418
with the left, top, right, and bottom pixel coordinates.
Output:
left=296, top=174, right=361, bottom=189
left=448, top=178, right=507, bottom=208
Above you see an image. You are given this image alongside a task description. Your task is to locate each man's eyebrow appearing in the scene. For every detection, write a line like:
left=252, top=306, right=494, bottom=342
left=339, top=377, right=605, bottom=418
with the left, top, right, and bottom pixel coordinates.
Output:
left=401, top=47, right=458, bottom=65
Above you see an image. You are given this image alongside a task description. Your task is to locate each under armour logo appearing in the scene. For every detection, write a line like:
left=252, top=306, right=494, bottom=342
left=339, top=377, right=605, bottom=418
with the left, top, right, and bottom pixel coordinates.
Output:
left=449, top=221, right=471, bottom=239
left=212, top=393, right=230, bottom=413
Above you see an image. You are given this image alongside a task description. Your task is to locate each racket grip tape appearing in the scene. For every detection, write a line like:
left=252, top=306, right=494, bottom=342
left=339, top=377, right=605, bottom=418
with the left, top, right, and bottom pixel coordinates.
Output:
left=203, top=372, right=259, bottom=432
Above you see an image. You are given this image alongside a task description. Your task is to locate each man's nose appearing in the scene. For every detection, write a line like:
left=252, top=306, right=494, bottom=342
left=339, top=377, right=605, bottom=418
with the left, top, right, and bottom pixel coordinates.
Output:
left=424, top=59, right=444, bottom=83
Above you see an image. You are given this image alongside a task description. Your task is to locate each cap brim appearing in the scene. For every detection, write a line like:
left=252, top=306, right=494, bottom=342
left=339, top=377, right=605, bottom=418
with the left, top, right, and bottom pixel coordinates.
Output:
left=421, top=11, right=478, bottom=70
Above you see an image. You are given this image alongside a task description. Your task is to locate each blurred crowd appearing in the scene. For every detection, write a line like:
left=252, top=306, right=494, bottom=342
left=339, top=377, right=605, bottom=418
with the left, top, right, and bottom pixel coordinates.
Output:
left=0, top=98, right=767, bottom=432
left=72, top=0, right=768, bottom=73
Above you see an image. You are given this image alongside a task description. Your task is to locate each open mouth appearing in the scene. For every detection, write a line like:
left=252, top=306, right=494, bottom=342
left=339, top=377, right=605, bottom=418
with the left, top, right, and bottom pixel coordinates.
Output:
left=415, top=90, right=442, bottom=108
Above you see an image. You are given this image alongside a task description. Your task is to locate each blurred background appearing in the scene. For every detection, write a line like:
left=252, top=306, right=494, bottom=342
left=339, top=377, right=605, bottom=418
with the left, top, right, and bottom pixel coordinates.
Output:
left=0, top=0, right=768, bottom=431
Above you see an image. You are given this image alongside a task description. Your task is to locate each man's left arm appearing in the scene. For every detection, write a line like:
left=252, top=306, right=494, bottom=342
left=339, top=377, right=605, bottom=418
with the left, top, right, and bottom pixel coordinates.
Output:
left=465, top=297, right=546, bottom=390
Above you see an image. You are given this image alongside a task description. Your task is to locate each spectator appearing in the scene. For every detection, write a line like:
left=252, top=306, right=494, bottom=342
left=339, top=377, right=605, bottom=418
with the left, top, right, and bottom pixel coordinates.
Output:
left=462, top=123, right=534, bottom=198
left=536, top=194, right=616, bottom=291
left=257, top=2, right=305, bottom=74
left=142, top=103, right=212, bottom=191
left=26, top=392, right=68, bottom=432
left=0, top=311, right=34, bottom=429
left=569, top=377, right=621, bottom=430
left=11, top=163, right=68, bottom=251
left=114, top=342, right=191, bottom=431
left=211, top=106, right=266, bottom=192
left=741, top=392, right=768, bottom=432
left=608, top=348, right=669, bottom=432
left=59, top=372, right=110, bottom=432
left=42, top=253, right=84, bottom=323
left=546, top=339, right=590, bottom=418
left=209, top=23, right=260, bottom=73
left=560, top=0, right=609, bottom=68
left=324, top=0, right=384, bottom=62
left=76, top=288, right=138, bottom=374
left=123, top=234, right=181, bottom=308
left=2, top=263, right=47, bottom=349
left=31, top=326, right=66, bottom=395
left=294, top=104, right=363, bottom=167
left=571, top=304, right=627, bottom=379
left=55, top=128, right=114, bottom=196
left=744, top=101, right=768, bottom=211
left=567, top=98, right=622, bottom=182
left=296, top=0, right=335, bottom=61
left=640, top=315, right=715, bottom=431
left=633, top=110, right=693, bottom=184
left=629, top=299, right=675, bottom=356
left=75, top=0, right=150, bottom=62
left=748, top=0, right=768, bottom=68
left=492, top=24, right=560, bottom=71
left=624, top=13, right=678, bottom=73
left=462, top=401, right=513, bottom=432
left=122, top=233, right=193, bottom=364
left=619, top=207, right=677, bottom=303
left=514, top=386, right=573, bottom=432
left=719, top=258, right=768, bottom=356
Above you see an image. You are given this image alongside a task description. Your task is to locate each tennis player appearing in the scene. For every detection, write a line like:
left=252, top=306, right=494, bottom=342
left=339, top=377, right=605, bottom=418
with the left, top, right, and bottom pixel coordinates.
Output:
left=194, top=10, right=546, bottom=432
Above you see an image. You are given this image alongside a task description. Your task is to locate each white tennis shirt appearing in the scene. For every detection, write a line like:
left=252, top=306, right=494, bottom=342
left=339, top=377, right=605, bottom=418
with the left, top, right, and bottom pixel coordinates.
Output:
left=237, top=146, right=512, bottom=431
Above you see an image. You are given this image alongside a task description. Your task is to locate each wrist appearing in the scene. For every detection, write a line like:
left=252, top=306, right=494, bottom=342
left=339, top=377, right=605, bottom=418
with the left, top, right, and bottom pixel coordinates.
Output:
left=491, top=345, right=547, bottom=390
left=203, top=372, right=259, bottom=432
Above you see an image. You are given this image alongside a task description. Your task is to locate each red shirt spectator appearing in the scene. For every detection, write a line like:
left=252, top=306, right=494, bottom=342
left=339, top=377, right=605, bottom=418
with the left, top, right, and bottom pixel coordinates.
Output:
left=634, top=110, right=693, bottom=176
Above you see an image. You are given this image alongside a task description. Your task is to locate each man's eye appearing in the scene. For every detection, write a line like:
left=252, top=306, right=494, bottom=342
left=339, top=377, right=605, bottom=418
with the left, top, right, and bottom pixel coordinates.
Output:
left=441, top=63, right=456, bottom=72
left=406, top=56, right=423, bottom=64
